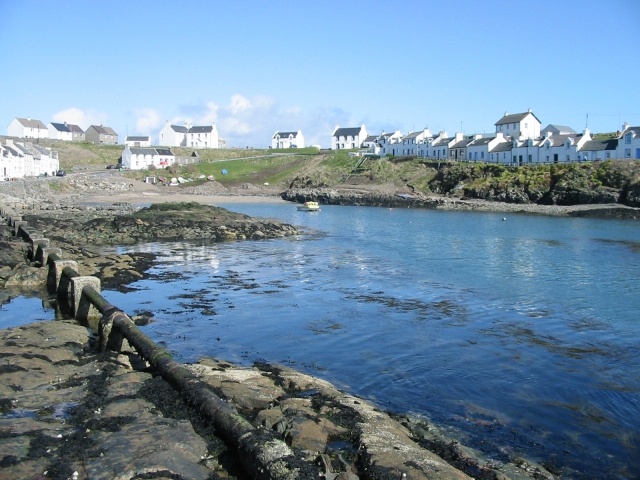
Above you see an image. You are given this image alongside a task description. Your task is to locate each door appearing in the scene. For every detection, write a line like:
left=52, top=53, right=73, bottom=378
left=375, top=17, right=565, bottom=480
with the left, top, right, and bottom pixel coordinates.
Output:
left=636, top=148, right=640, bottom=159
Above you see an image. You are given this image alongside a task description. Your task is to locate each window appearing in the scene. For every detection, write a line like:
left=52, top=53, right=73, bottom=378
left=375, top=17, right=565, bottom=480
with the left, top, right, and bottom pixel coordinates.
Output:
left=625, top=134, right=632, bottom=144
left=625, top=148, right=631, bottom=158
left=606, top=152, right=611, bottom=159
left=528, top=155, right=532, bottom=163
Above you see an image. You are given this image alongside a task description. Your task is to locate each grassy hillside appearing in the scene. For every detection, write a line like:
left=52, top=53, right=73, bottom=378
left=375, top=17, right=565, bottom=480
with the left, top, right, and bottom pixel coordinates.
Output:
left=29, top=141, right=640, bottom=206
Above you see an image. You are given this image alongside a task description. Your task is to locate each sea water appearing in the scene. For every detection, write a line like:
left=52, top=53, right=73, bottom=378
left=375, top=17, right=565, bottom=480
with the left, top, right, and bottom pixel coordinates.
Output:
left=3, top=204, right=639, bottom=478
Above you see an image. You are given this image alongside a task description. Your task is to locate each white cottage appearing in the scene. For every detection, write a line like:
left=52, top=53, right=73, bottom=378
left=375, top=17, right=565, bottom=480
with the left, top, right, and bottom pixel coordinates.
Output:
left=376, top=131, right=404, bottom=156
left=159, top=122, right=219, bottom=149
left=618, top=123, right=640, bottom=159
left=272, top=130, right=304, bottom=149
left=417, top=131, right=452, bottom=159
left=121, top=145, right=175, bottom=170
left=7, top=118, right=49, bottom=139
left=537, top=129, right=591, bottom=164
left=580, top=139, right=619, bottom=161
left=332, top=125, right=367, bottom=150
left=466, top=133, right=510, bottom=162
left=186, top=125, right=219, bottom=149
left=494, top=110, right=541, bottom=140
left=48, top=122, right=73, bottom=141
left=48, top=122, right=85, bottom=142
left=125, top=136, right=151, bottom=147
left=0, top=139, right=58, bottom=178
left=159, top=122, right=188, bottom=147
left=398, top=129, right=432, bottom=156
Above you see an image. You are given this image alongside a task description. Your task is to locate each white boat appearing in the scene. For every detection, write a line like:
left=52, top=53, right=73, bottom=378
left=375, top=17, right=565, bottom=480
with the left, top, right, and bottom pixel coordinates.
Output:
left=297, top=201, right=321, bottom=212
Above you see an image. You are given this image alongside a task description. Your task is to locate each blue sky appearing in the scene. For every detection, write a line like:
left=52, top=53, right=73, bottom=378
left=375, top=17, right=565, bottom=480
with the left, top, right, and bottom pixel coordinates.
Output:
left=2, top=0, right=640, bottom=148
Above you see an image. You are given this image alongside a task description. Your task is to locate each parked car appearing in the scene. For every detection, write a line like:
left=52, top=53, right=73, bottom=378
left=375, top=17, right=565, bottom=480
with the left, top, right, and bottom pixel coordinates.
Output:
left=56, top=170, right=66, bottom=177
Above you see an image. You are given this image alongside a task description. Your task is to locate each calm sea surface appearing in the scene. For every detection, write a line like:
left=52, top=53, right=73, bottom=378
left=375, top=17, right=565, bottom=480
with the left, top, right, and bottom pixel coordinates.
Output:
left=2, top=203, right=639, bottom=478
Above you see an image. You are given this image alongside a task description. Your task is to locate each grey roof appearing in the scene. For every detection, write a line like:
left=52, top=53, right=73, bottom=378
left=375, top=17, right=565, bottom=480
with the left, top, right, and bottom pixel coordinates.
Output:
left=404, top=131, right=423, bottom=139
left=130, top=147, right=174, bottom=156
left=126, top=136, right=150, bottom=141
left=188, top=126, right=213, bottom=133
left=16, top=117, right=47, bottom=129
left=491, top=142, right=513, bottom=152
left=67, top=124, right=84, bottom=133
left=581, top=139, right=618, bottom=151
left=469, top=137, right=494, bottom=146
left=542, top=124, right=576, bottom=134
left=334, top=127, right=362, bottom=137
left=32, top=145, right=50, bottom=155
left=130, top=148, right=158, bottom=155
left=363, top=135, right=378, bottom=142
left=2, top=145, right=19, bottom=156
left=14, top=144, right=31, bottom=155
left=541, top=134, right=581, bottom=146
left=171, top=125, right=189, bottom=133
left=89, top=125, right=117, bottom=135
left=495, top=111, right=541, bottom=126
left=273, top=131, right=298, bottom=138
left=50, top=122, right=71, bottom=132
left=451, top=138, right=474, bottom=148
left=433, top=136, right=455, bottom=146
left=620, top=126, right=640, bottom=137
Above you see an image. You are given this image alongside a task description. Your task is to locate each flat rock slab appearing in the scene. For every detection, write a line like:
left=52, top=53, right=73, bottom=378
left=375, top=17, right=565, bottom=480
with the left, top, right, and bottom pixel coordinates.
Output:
left=1, top=321, right=552, bottom=480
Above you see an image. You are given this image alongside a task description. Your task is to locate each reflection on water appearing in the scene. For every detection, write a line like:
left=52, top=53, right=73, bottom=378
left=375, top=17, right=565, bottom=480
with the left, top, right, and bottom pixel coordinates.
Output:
left=3, top=204, right=640, bottom=478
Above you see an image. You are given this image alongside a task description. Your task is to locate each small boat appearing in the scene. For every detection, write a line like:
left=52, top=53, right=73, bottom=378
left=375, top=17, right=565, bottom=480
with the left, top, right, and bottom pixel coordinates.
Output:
left=297, top=201, right=321, bottom=212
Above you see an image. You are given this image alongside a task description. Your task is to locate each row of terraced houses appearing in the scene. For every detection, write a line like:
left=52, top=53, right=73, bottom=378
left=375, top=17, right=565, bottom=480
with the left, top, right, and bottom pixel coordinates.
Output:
left=332, top=110, right=640, bottom=164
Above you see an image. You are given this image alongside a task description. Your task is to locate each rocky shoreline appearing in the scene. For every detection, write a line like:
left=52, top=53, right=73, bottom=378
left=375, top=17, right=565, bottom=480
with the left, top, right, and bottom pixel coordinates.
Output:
left=281, top=186, right=640, bottom=219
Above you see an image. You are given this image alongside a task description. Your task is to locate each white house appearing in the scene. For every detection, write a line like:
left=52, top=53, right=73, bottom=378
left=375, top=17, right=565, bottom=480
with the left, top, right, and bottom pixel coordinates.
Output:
left=494, top=110, right=541, bottom=140
left=417, top=131, right=452, bottom=159
left=0, top=139, right=58, bottom=178
left=618, top=123, right=640, bottom=159
left=466, top=133, right=510, bottom=162
left=332, top=125, right=367, bottom=150
left=0, top=143, right=24, bottom=179
left=450, top=134, right=478, bottom=161
left=186, top=125, right=219, bottom=148
left=125, top=136, right=151, bottom=147
left=48, top=122, right=73, bottom=141
left=397, top=129, right=433, bottom=156
left=159, top=122, right=188, bottom=147
left=48, top=122, right=85, bottom=142
left=489, top=141, right=513, bottom=164
left=121, top=146, right=175, bottom=170
left=159, top=122, right=219, bottom=148
left=30, top=144, right=59, bottom=174
left=580, top=139, right=619, bottom=161
left=536, top=129, right=591, bottom=164
left=272, top=130, right=304, bottom=149
left=7, top=117, right=49, bottom=140
left=510, top=137, right=544, bottom=165
left=376, top=130, right=404, bottom=156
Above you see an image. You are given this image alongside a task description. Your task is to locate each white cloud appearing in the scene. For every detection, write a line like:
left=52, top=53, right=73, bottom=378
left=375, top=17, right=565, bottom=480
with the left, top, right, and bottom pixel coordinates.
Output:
left=52, top=107, right=107, bottom=130
left=134, top=108, right=161, bottom=134
left=168, top=94, right=357, bottom=147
